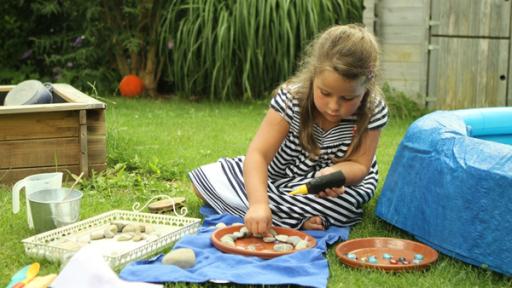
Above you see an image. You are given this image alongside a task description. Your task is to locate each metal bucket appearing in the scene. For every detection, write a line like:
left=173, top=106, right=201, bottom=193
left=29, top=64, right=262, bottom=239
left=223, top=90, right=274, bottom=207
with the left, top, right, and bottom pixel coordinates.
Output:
left=12, top=172, right=63, bottom=229
left=28, top=188, right=83, bottom=233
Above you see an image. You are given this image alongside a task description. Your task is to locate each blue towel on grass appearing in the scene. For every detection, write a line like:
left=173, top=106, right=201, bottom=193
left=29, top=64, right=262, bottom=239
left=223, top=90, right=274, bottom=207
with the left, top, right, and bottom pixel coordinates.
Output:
left=120, top=206, right=349, bottom=288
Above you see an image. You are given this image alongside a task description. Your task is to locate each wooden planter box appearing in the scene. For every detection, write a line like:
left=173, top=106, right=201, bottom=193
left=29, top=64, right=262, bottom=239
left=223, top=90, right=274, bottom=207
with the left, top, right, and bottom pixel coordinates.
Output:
left=0, top=83, right=106, bottom=184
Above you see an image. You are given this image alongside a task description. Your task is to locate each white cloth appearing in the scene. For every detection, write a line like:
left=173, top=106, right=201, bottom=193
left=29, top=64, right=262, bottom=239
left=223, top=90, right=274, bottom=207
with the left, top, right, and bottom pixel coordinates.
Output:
left=51, top=246, right=162, bottom=288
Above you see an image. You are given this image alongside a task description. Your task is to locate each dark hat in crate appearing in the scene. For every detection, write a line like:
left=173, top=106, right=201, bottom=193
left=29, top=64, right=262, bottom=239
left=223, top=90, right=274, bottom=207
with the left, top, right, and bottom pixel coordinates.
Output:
left=4, top=80, right=53, bottom=106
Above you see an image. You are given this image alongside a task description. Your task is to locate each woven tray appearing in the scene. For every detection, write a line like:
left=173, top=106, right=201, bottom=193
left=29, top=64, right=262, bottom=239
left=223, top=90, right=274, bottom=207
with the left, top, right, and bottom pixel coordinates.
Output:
left=22, top=210, right=201, bottom=268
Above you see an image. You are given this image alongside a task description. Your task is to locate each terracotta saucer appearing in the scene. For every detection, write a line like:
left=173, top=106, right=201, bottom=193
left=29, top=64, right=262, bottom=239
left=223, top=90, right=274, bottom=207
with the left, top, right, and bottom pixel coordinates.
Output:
left=211, top=225, right=316, bottom=259
left=147, top=197, right=186, bottom=214
left=335, top=237, right=438, bottom=272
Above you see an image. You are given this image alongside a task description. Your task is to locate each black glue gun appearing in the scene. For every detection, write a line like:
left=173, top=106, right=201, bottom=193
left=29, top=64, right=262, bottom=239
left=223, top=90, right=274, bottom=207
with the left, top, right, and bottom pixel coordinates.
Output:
left=289, top=170, right=346, bottom=195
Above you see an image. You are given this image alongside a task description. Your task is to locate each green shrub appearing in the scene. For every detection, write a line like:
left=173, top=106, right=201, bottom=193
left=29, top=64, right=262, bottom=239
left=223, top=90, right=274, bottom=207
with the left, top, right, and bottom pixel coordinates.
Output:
left=163, top=0, right=363, bottom=101
left=382, top=83, right=430, bottom=120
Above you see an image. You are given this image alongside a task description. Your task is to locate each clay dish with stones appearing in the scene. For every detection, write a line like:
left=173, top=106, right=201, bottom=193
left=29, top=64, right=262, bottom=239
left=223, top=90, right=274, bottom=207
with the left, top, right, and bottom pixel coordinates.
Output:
left=336, top=237, right=438, bottom=272
left=211, top=225, right=316, bottom=259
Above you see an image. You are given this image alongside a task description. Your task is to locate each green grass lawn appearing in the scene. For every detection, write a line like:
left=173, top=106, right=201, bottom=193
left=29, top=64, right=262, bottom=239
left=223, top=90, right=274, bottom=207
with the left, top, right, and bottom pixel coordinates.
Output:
left=1, top=96, right=510, bottom=287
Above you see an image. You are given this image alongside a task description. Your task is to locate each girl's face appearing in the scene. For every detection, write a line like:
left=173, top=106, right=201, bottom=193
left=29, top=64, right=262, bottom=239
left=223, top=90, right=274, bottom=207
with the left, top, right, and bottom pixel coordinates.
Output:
left=312, top=70, right=366, bottom=128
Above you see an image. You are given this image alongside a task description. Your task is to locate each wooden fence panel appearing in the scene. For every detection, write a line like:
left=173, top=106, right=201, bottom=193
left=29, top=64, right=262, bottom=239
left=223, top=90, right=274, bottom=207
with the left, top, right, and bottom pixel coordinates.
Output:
left=428, top=37, right=509, bottom=108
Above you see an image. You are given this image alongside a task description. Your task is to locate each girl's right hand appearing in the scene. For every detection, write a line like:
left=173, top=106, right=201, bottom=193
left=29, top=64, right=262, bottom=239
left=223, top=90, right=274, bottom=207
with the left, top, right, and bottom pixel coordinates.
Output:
left=244, top=204, right=272, bottom=234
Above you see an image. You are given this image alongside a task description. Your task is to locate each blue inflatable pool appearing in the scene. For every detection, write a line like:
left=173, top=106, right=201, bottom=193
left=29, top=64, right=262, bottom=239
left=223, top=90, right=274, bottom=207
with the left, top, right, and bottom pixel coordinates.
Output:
left=376, top=107, right=512, bottom=276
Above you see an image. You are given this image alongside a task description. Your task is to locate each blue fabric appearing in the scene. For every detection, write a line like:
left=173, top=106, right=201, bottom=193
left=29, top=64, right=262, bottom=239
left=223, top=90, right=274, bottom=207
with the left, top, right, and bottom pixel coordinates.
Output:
left=120, top=206, right=350, bottom=287
left=376, top=110, right=512, bottom=276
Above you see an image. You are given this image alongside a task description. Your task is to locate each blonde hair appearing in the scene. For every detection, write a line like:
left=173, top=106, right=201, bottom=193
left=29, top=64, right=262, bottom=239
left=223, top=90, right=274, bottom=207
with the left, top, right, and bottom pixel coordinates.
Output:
left=285, top=24, right=381, bottom=160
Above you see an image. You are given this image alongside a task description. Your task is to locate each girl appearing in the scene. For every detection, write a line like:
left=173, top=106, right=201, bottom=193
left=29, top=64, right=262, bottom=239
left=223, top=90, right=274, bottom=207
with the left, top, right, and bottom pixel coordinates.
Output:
left=189, top=24, right=388, bottom=234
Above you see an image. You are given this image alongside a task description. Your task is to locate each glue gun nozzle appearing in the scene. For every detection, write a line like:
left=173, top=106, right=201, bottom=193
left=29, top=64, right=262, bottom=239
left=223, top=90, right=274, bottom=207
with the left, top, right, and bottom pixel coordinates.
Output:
left=289, top=185, right=308, bottom=195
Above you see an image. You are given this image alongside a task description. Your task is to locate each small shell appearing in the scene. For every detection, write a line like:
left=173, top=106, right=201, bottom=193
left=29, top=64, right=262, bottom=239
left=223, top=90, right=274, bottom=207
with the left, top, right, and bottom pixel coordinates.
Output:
left=231, top=222, right=244, bottom=226
left=268, top=228, right=278, bottom=236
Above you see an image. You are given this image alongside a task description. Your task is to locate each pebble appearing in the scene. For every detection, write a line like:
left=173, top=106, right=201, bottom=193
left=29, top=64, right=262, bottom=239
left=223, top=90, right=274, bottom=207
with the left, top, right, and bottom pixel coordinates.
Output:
left=413, top=259, right=422, bottom=264
left=389, top=259, right=398, bottom=265
left=232, top=231, right=245, bottom=239
left=294, top=240, right=309, bottom=250
left=263, top=236, right=276, bottom=243
left=122, top=223, right=141, bottom=233
left=111, top=221, right=129, bottom=231
left=220, top=235, right=235, bottom=247
left=368, top=256, right=378, bottom=264
left=215, top=222, right=227, bottom=229
left=132, top=233, right=144, bottom=242
left=116, top=233, right=133, bottom=241
left=275, top=234, right=289, bottom=242
left=54, top=239, right=82, bottom=251
left=162, top=248, right=196, bottom=268
left=104, top=225, right=118, bottom=238
left=273, top=243, right=294, bottom=252
left=239, top=226, right=249, bottom=236
left=347, top=253, right=357, bottom=260
left=382, top=253, right=393, bottom=260
left=414, top=254, right=424, bottom=260
left=90, top=230, right=105, bottom=240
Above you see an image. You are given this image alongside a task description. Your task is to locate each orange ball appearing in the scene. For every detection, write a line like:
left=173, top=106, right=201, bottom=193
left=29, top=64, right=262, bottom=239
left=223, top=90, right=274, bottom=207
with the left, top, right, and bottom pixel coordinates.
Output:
left=119, top=74, right=144, bottom=97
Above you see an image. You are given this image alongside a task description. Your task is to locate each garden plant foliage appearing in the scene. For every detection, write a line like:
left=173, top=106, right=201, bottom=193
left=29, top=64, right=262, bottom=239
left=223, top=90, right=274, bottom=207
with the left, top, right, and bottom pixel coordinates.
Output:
left=0, top=0, right=363, bottom=100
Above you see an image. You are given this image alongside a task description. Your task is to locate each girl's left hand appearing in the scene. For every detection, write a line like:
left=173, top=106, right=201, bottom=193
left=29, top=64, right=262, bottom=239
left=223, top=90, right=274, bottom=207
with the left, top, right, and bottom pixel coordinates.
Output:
left=317, top=186, right=345, bottom=198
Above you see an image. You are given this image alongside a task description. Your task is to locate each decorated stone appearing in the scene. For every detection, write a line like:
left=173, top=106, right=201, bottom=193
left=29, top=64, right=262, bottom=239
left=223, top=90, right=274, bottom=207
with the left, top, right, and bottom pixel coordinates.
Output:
left=273, top=243, right=293, bottom=252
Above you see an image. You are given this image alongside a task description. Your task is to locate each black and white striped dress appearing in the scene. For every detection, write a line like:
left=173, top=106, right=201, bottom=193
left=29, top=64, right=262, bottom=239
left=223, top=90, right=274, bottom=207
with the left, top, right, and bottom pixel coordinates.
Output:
left=189, top=87, right=388, bottom=229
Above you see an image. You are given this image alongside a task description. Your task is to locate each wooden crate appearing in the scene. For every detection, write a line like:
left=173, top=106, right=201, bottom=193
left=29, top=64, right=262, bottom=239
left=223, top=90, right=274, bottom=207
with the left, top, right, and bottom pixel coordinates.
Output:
left=0, top=83, right=106, bottom=184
